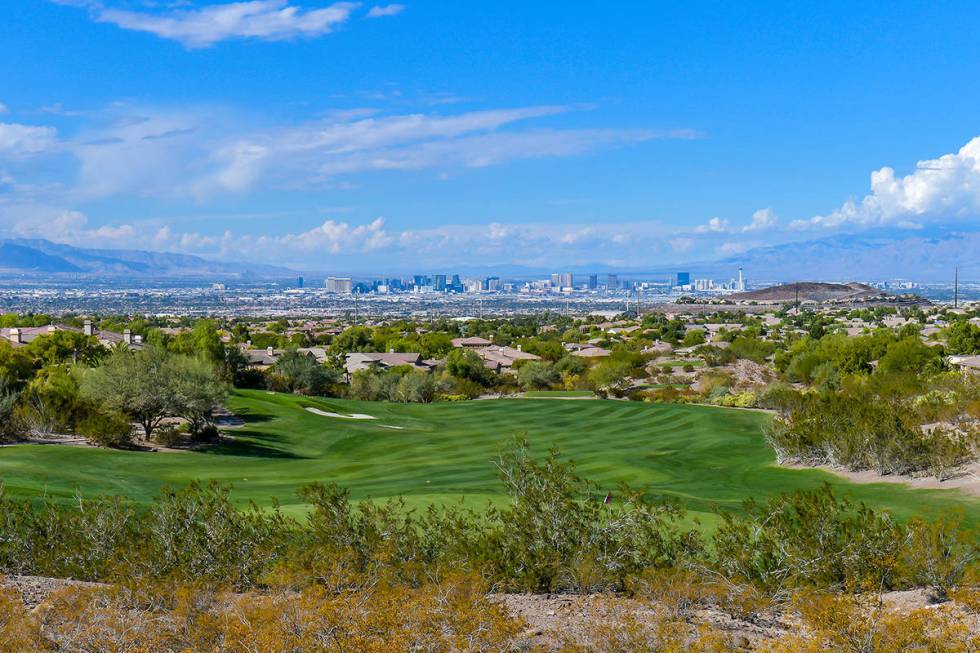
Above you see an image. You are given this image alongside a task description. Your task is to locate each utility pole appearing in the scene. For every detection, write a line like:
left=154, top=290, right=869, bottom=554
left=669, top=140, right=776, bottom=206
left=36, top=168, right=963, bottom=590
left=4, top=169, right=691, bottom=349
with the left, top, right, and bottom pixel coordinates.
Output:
left=954, top=266, right=959, bottom=309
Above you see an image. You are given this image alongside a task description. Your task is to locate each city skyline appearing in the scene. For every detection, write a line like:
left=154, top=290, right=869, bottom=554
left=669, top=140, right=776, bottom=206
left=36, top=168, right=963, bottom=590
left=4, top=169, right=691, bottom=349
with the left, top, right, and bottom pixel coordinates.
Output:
left=2, top=2, right=980, bottom=274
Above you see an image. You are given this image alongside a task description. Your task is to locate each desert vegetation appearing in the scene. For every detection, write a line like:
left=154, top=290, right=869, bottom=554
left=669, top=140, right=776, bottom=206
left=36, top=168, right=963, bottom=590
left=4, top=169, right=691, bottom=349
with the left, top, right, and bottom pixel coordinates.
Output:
left=0, top=444, right=978, bottom=650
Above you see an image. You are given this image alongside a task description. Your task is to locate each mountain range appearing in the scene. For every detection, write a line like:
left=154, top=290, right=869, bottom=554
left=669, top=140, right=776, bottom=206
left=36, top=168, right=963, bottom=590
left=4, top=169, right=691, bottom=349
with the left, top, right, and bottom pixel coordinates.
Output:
left=0, top=239, right=294, bottom=278
left=0, top=230, right=976, bottom=282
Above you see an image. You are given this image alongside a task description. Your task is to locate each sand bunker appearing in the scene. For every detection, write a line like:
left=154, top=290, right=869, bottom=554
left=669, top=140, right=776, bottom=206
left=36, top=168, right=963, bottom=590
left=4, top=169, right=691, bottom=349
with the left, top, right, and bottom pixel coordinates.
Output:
left=306, top=407, right=376, bottom=420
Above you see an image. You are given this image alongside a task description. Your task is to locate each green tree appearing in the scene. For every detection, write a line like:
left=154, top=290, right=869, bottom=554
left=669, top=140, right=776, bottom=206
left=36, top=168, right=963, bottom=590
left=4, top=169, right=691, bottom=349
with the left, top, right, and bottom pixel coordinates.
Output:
left=877, top=337, right=944, bottom=376
left=0, top=341, right=32, bottom=389
left=682, top=329, right=706, bottom=347
left=446, top=348, right=495, bottom=387
left=270, top=351, right=340, bottom=396
left=171, top=356, right=228, bottom=439
left=517, top=361, right=558, bottom=390
left=80, top=347, right=175, bottom=440
left=329, top=326, right=373, bottom=354
left=16, top=366, right=84, bottom=435
left=588, top=360, right=633, bottom=391
left=395, top=371, right=438, bottom=403
left=945, top=321, right=980, bottom=355
left=24, top=330, right=105, bottom=366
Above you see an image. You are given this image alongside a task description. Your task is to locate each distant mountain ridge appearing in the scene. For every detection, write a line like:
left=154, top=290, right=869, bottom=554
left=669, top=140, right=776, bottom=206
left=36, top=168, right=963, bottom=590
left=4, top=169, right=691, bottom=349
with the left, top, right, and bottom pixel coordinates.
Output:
left=0, top=238, right=295, bottom=278
left=711, top=232, right=979, bottom=283
left=0, top=230, right=976, bottom=281
left=730, top=282, right=890, bottom=303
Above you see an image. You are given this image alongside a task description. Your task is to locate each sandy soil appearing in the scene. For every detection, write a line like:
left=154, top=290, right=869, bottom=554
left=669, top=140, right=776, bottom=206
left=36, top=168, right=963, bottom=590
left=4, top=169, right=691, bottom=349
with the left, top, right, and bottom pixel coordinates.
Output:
left=305, top=407, right=376, bottom=420
left=2, top=576, right=106, bottom=610
left=3, top=577, right=973, bottom=650
left=494, top=592, right=790, bottom=649
left=782, top=461, right=980, bottom=497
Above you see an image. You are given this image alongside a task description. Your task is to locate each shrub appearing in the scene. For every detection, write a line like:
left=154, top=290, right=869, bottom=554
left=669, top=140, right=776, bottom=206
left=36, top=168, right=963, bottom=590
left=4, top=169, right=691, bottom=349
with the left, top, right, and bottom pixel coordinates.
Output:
left=76, top=409, right=134, bottom=448
left=517, top=361, right=558, bottom=390
left=713, top=485, right=906, bottom=593
left=152, top=424, right=186, bottom=448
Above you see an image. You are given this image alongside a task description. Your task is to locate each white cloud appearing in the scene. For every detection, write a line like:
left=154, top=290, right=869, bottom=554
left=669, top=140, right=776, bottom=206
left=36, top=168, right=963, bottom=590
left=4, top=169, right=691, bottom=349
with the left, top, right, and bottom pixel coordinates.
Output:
left=792, top=136, right=980, bottom=230
left=558, top=226, right=596, bottom=245
left=718, top=242, right=747, bottom=255
left=0, top=123, right=58, bottom=155
left=278, top=216, right=392, bottom=253
left=742, top=207, right=777, bottom=232
left=0, top=103, right=8, bottom=115
left=668, top=238, right=694, bottom=253
left=91, top=1, right=359, bottom=48
left=69, top=107, right=216, bottom=199
left=192, top=105, right=672, bottom=194
left=487, top=222, right=512, bottom=240
left=11, top=209, right=137, bottom=247
left=366, top=4, right=404, bottom=17
left=695, top=216, right=729, bottom=233
left=0, top=101, right=690, bottom=212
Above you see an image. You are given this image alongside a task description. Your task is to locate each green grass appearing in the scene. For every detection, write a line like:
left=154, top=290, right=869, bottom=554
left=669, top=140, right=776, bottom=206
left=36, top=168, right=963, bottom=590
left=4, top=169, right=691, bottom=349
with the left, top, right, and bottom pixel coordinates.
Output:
left=521, top=390, right=595, bottom=398
left=0, top=390, right=977, bottom=528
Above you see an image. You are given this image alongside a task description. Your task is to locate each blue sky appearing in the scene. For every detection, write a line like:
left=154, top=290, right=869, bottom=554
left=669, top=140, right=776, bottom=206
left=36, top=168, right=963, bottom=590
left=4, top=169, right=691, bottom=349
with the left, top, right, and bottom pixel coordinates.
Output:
left=2, top=1, right=980, bottom=272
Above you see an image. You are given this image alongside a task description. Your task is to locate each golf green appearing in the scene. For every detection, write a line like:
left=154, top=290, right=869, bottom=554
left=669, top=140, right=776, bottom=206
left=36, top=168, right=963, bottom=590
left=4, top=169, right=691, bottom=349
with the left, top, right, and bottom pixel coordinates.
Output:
left=0, top=390, right=977, bottom=528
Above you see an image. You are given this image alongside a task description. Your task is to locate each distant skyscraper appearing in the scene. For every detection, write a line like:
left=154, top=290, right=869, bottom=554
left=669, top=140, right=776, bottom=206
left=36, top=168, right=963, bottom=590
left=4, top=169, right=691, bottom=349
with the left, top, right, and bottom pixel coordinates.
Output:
left=606, top=273, right=619, bottom=290
left=559, top=272, right=573, bottom=288
left=588, top=273, right=598, bottom=290
left=451, top=274, right=462, bottom=292
left=325, top=277, right=353, bottom=294
left=676, top=271, right=691, bottom=286
left=737, top=267, right=745, bottom=291
left=433, top=274, right=447, bottom=291
left=550, top=273, right=561, bottom=288
left=413, top=274, right=430, bottom=289
left=297, top=276, right=304, bottom=289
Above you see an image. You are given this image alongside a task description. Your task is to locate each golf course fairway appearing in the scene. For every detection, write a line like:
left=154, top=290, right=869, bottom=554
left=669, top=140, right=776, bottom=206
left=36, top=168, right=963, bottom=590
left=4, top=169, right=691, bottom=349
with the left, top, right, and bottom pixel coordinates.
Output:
left=1, top=390, right=977, bottom=529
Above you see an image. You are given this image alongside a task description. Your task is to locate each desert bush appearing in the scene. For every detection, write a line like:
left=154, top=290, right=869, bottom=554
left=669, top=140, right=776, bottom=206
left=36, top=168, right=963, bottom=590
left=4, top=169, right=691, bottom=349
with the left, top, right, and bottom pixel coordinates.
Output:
left=517, top=361, right=559, bottom=390
left=764, top=388, right=965, bottom=477
left=75, top=408, right=134, bottom=448
left=762, top=590, right=980, bottom=652
left=713, top=485, right=907, bottom=595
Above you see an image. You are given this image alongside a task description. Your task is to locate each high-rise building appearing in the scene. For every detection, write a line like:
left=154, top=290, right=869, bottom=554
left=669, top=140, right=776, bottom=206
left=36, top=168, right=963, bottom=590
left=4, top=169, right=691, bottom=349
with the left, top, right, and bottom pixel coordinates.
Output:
left=558, top=272, right=573, bottom=289
left=450, top=274, right=462, bottom=292
left=325, top=277, right=353, bottom=294
left=588, top=273, right=598, bottom=290
left=550, top=273, right=561, bottom=288
left=737, top=267, right=746, bottom=292
left=413, top=274, right=430, bottom=289
left=433, top=274, right=447, bottom=291
left=676, top=271, right=691, bottom=286
left=297, top=276, right=304, bottom=289
left=485, top=276, right=502, bottom=291
left=606, top=273, right=619, bottom=290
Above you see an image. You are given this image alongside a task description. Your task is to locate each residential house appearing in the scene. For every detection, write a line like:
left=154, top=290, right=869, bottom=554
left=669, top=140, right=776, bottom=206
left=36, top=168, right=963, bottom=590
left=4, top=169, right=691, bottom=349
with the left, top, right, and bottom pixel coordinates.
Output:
left=571, top=346, right=611, bottom=358
left=473, top=345, right=541, bottom=372
left=344, top=352, right=435, bottom=378
left=451, top=336, right=493, bottom=348
left=949, top=355, right=980, bottom=374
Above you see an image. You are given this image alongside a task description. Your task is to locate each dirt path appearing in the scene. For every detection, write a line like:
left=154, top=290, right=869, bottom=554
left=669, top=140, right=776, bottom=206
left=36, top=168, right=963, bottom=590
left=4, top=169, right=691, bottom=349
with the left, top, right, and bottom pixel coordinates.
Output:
left=781, top=461, right=980, bottom=498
